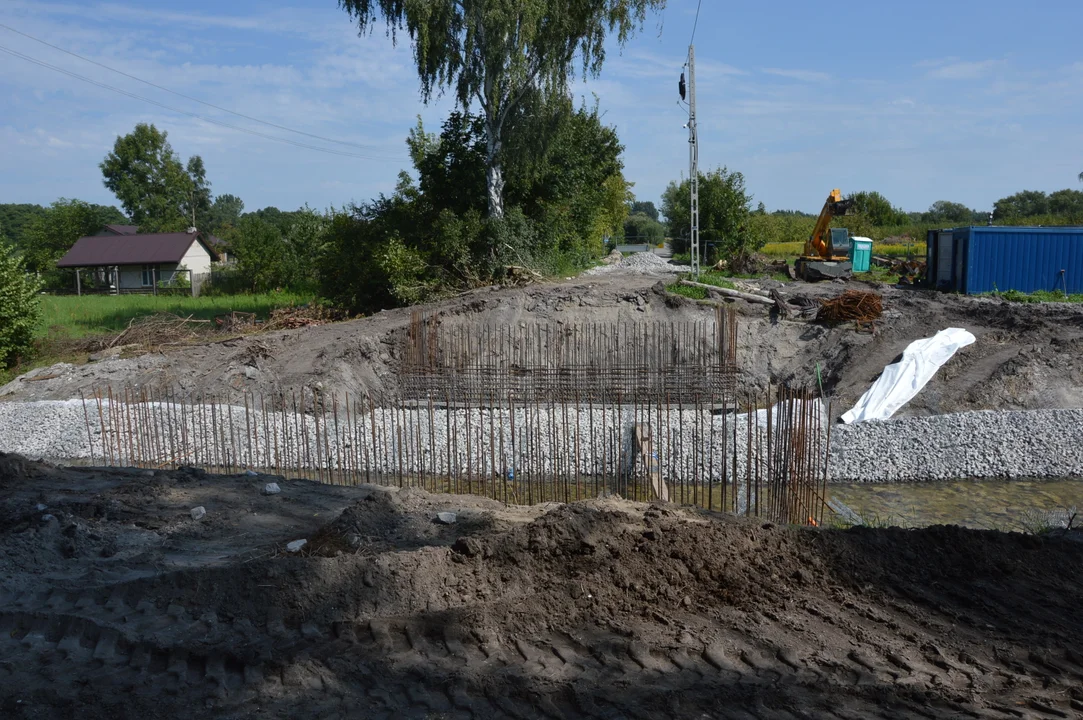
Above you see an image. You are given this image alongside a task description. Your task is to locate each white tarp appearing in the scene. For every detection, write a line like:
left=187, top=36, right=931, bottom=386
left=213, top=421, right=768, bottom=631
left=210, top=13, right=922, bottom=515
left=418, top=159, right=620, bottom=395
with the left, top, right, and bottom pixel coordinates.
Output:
left=753, top=399, right=829, bottom=430
left=841, top=328, right=976, bottom=424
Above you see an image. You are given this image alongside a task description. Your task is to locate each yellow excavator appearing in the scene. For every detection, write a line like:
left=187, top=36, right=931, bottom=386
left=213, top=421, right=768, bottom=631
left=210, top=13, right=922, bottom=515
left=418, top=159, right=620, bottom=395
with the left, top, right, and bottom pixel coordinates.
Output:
left=793, top=189, right=856, bottom=281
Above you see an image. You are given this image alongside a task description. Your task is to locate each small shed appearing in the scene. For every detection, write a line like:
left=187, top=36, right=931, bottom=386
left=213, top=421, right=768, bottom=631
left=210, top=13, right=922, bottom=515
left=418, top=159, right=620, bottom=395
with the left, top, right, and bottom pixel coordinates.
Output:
left=925, top=226, right=1083, bottom=295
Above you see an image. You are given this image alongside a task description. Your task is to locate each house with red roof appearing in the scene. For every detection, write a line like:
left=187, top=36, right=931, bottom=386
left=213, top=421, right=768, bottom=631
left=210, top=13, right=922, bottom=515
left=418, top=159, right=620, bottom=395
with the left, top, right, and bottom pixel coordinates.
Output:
left=56, top=225, right=224, bottom=296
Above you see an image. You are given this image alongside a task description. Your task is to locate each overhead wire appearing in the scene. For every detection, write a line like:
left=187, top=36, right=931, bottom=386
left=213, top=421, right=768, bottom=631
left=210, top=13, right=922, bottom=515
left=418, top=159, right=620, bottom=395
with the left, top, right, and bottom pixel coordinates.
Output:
left=0, top=43, right=404, bottom=162
left=689, top=0, right=703, bottom=46
left=0, top=23, right=390, bottom=153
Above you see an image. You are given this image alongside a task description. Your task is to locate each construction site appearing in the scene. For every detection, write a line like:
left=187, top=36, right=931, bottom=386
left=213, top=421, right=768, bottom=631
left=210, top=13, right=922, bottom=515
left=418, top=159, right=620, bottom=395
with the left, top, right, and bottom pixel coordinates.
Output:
left=1, top=259, right=1082, bottom=719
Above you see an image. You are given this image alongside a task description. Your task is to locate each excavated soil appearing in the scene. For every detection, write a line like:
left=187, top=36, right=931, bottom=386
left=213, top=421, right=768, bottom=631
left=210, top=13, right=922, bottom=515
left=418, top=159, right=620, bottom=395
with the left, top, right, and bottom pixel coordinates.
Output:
left=3, top=453, right=1083, bottom=719
left=3, top=272, right=1083, bottom=418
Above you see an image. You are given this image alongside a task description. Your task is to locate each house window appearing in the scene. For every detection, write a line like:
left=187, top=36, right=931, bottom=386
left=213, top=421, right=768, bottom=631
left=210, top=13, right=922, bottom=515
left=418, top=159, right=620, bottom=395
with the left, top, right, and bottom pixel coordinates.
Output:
left=141, top=265, right=156, bottom=286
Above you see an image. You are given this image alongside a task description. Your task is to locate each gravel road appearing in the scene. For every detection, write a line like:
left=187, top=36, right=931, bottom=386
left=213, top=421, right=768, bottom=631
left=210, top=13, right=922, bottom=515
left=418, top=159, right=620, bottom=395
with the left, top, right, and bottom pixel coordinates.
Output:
left=583, top=251, right=688, bottom=276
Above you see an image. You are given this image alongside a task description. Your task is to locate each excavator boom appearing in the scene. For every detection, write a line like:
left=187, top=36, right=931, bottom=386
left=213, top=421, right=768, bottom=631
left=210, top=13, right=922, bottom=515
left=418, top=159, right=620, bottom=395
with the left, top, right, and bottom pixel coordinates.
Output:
left=794, top=189, right=857, bottom=281
left=805, top=189, right=855, bottom=259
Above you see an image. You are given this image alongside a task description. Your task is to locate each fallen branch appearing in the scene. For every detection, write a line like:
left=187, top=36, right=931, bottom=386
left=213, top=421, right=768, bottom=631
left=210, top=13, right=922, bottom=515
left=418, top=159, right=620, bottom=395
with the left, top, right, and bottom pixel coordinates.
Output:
left=678, top=279, right=776, bottom=305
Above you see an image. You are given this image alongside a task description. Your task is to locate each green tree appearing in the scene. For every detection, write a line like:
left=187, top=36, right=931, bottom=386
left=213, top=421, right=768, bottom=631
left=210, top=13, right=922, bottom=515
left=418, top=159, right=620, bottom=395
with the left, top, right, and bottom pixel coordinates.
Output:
left=407, top=112, right=489, bottom=218
left=406, top=96, right=629, bottom=263
left=100, top=123, right=211, bottom=232
left=283, top=206, right=329, bottom=290
left=317, top=206, right=399, bottom=312
left=624, top=212, right=665, bottom=244
left=242, top=206, right=303, bottom=235
left=629, top=200, right=659, bottom=221
left=0, top=240, right=41, bottom=368
left=205, top=193, right=245, bottom=234
left=180, top=156, right=212, bottom=229
left=222, top=216, right=291, bottom=292
left=0, top=204, right=48, bottom=249
left=847, top=191, right=908, bottom=226
left=662, top=167, right=760, bottom=260
left=22, top=199, right=126, bottom=278
left=924, top=200, right=973, bottom=224
left=338, top=0, right=664, bottom=220
left=993, top=190, right=1049, bottom=220
left=1048, top=189, right=1083, bottom=219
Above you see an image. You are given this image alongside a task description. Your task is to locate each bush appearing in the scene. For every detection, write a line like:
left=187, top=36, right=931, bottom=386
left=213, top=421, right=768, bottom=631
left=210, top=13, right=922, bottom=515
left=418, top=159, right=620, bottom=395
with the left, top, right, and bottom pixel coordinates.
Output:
left=0, top=243, right=42, bottom=368
left=157, top=264, right=191, bottom=290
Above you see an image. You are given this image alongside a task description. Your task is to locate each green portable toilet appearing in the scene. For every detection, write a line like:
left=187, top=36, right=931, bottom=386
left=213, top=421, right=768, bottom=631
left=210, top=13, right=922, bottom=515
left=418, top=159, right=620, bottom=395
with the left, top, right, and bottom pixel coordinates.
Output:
left=850, top=237, right=873, bottom=273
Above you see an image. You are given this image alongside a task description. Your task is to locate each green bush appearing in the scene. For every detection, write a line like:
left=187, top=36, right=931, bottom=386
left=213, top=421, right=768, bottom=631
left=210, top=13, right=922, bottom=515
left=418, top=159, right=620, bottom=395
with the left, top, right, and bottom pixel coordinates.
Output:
left=0, top=243, right=42, bottom=368
left=157, top=264, right=191, bottom=290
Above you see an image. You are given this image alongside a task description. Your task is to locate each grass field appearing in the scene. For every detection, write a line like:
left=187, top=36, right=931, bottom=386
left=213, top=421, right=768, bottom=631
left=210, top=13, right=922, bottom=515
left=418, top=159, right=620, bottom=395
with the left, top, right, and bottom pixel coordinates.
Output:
left=37, top=292, right=314, bottom=339
left=989, top=289, right=1083, bottom=304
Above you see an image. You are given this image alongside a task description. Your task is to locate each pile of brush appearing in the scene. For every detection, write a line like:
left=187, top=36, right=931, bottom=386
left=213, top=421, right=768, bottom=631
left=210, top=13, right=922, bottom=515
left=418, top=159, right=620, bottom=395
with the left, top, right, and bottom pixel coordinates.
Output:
left=816, top=290, right=883, bottom=325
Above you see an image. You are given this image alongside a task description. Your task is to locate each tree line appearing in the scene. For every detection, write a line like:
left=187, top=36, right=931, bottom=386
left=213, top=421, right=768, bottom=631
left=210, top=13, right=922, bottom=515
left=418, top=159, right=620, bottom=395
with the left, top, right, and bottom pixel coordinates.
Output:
left=2, top=0, right=1080, bottom=370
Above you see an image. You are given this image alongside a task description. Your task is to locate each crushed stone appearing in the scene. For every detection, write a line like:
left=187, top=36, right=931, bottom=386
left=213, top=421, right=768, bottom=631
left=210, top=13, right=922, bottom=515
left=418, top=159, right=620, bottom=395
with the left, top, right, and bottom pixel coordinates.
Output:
left=584, top=252, right=689, bottom=276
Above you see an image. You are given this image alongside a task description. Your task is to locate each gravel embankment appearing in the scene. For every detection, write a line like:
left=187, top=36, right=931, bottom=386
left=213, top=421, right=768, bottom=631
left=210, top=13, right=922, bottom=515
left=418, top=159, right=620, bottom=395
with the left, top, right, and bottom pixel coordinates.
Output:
left=0, top=399, right=1080, bottom=483
left=829, top=409, right=1083, bottom=482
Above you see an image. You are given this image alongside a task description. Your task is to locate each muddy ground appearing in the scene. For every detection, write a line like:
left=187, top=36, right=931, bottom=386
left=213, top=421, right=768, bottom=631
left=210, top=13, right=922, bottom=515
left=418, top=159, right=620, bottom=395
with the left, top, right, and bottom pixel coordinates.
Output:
left=2, top=453, right=1083, bottom=719
left=3, top=271, right=1083, bottom=418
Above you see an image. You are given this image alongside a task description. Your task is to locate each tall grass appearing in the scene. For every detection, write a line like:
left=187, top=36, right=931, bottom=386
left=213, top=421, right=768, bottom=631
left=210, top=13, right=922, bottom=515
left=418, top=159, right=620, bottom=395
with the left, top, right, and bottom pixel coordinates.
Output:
left=37, top=292, right=314, bottom=339
left=665, top=271, right=735, bottom=299
left=761, top=240, right=927, bottom=259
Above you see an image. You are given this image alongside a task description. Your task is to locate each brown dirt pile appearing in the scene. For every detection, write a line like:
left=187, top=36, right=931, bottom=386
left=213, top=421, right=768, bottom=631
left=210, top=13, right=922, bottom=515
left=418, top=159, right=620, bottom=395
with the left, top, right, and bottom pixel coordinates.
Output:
left=5, top=273, right=1082, bottom=418
left=2, top=454, right=1082, bottom=719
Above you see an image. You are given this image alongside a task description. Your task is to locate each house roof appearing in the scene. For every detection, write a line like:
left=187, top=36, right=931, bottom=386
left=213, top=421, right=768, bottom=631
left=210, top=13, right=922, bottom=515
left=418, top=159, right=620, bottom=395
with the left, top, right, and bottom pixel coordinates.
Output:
left=103, top=224, right=139, bottom=235
left=57, top=232, right=220, bottom=267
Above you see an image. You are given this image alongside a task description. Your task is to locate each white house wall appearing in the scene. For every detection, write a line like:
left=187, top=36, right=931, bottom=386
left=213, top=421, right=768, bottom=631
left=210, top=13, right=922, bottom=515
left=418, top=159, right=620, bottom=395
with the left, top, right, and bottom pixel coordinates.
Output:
left=180, top=240, right=212, bottom=275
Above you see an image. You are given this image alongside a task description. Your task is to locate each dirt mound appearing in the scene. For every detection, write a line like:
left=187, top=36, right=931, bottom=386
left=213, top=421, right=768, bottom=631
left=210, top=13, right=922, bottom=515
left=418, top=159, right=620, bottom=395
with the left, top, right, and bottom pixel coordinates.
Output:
left=4, top=274, right=1081, bottom=418
left=2, top=456, right=1083, bottom=718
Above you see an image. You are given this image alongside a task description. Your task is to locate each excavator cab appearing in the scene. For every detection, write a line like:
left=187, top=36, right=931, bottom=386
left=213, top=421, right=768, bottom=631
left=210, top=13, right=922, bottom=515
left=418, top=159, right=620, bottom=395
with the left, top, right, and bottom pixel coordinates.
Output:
left=793, top=190, right=857, bottom=281
left=828, top=227, right=851, bottom=257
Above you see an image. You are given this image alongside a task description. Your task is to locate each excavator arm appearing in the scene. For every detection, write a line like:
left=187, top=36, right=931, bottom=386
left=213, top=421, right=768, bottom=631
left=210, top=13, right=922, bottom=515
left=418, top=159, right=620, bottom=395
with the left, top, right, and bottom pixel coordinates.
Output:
left=805, top=189, right=856, bottom=259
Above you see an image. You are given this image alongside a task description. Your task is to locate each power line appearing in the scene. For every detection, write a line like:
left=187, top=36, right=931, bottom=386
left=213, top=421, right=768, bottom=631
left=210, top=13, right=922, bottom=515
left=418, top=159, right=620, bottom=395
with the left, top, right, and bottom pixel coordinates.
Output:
left=0, top=43, right=404, bottom=162
left=0, top=23, right=390, bottom=153
left=688, top=0, right=706, bottom=45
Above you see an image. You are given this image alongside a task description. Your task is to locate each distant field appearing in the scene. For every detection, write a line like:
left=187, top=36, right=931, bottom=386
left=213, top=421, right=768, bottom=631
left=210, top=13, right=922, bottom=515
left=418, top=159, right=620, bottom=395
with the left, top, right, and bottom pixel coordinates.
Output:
left=37, top=292, right=314, bottom=339
left=761, top=241, right=927, bottom=259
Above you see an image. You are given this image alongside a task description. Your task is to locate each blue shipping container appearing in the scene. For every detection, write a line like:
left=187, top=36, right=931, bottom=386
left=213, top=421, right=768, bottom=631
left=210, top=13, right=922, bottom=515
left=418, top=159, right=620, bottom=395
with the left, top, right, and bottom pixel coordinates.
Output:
left=925, top=226, right=1083, bottom=295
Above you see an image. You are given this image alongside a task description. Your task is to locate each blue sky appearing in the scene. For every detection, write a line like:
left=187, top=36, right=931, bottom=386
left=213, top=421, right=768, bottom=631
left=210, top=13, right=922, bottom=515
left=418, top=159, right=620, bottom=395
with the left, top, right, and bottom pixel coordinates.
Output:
left=1, top=0, right=1080, bottom=216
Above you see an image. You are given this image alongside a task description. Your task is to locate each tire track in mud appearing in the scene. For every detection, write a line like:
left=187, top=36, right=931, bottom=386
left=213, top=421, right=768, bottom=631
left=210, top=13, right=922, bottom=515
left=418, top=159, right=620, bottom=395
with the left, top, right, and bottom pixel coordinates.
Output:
left=4, top=464, right=1083, bottom=719
left=5, top=578, right=1078, bottom=720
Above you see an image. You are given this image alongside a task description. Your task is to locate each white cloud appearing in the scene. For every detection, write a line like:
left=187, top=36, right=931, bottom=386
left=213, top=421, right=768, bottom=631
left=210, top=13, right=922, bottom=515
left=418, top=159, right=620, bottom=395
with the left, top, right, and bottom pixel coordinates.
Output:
left=925, top=59, right=999, bottom=80
left=761, top=68, right=831, bottom=83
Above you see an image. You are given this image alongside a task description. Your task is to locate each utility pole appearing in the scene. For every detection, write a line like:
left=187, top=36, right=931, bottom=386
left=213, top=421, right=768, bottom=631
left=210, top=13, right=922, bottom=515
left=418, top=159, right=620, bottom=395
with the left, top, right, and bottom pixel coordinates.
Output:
left=687, top=45, right=700, bottom=278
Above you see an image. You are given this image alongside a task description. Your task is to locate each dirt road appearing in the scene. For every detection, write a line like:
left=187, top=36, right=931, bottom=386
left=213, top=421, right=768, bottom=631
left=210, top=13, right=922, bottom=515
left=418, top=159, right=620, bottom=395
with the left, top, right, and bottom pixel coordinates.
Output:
left=2, top=453, right=1082, bottom=719
left=4, top=272, right=1082, bottom=419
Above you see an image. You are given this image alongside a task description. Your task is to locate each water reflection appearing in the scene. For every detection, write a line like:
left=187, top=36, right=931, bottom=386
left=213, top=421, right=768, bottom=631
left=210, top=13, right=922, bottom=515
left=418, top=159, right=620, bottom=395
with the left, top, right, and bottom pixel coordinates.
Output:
left=831, top=478, right=1082, bottom=531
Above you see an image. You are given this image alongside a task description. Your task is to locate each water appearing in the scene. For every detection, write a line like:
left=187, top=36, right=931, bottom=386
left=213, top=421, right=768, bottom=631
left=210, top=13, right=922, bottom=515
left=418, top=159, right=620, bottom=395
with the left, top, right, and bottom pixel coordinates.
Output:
left=830, top=478, right=1083, bottom=531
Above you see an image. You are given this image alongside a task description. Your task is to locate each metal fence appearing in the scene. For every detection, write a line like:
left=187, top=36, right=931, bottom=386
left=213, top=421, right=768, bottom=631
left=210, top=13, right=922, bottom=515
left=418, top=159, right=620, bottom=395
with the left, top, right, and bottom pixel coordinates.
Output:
left=72, top=309, right=831, bottom=525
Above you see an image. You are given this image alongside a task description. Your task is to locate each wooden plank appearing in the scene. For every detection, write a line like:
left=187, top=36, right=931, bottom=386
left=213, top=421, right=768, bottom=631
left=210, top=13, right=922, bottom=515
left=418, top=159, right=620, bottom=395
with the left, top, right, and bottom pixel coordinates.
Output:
left=678, top=280, right=775, bottom=305
left=635, top=424, right=669, bottom=502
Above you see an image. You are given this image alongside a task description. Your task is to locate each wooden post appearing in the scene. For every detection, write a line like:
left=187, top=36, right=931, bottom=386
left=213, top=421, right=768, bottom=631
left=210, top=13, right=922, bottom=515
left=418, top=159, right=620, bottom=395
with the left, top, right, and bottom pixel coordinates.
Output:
left=635, top=423, right=669, bottom=502
left=75, top=268, right=81, bottom=296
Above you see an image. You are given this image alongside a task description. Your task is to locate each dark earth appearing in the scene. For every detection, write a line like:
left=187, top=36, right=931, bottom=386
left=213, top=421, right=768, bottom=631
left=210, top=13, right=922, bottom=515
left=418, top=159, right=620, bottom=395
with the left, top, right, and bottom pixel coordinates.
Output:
left=2, top=453, right=1082, bottom=719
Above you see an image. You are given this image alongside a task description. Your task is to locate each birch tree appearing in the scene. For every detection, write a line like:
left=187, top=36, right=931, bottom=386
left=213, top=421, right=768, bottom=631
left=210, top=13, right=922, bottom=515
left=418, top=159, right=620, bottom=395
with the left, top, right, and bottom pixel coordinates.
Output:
left=338, top=0, right=665, bottom=219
